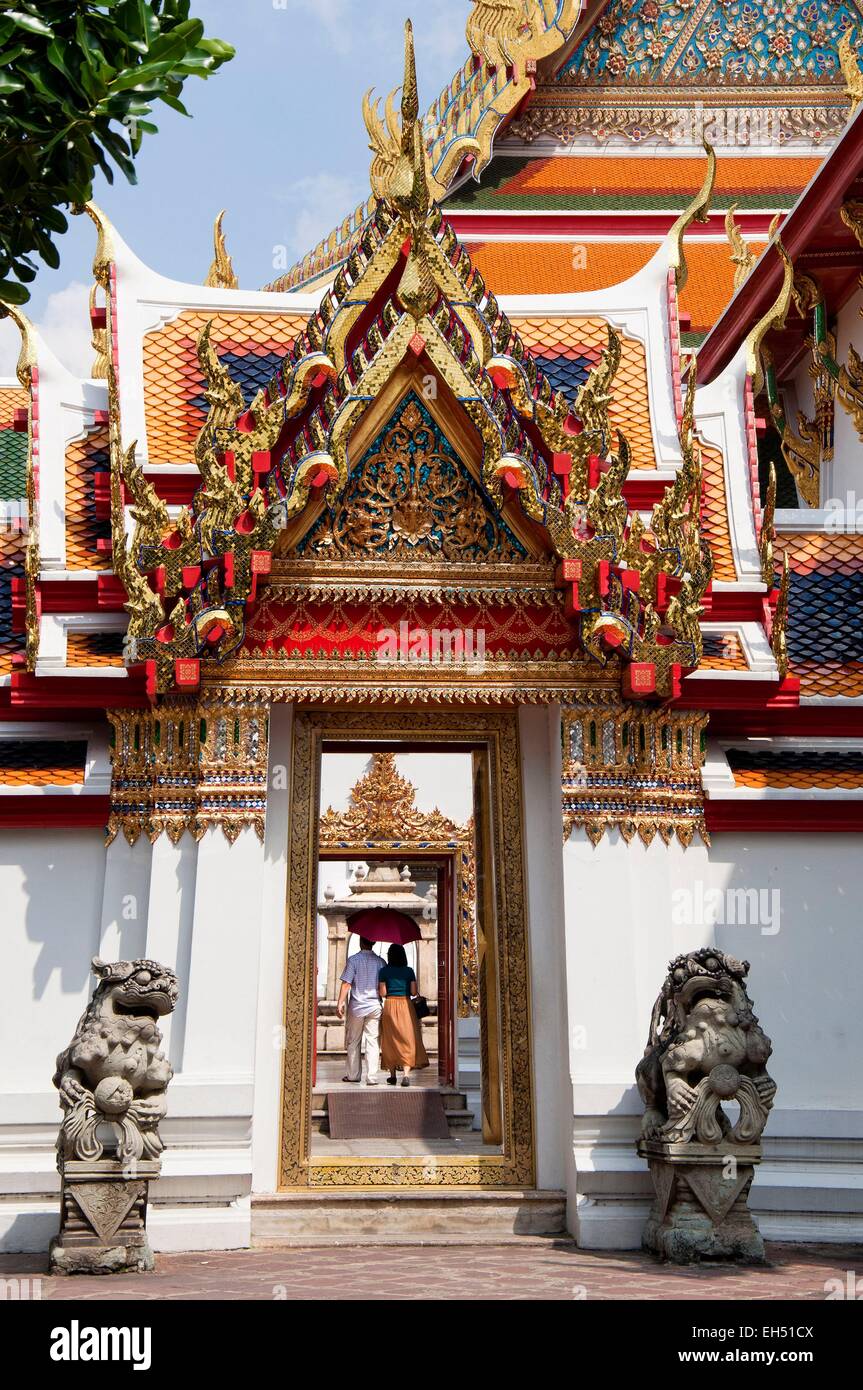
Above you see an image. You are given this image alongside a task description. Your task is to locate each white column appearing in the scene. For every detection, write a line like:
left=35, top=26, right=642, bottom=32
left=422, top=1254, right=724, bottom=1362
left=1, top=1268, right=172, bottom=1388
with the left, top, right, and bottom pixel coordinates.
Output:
left=181, top=824, right=266, bottom=1080
left=144, top=834, right=198, bottom=1068
left=518, top=704, right=570, bottom=1194
left=251, top=704, right=293, bottom=1193
left=98, top=835, right=152, bottom=961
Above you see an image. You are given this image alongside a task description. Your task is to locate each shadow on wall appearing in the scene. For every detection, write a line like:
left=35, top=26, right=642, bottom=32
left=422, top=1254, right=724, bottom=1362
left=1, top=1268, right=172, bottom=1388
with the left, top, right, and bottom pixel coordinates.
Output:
left=0, top=828, right=106, bottom=1000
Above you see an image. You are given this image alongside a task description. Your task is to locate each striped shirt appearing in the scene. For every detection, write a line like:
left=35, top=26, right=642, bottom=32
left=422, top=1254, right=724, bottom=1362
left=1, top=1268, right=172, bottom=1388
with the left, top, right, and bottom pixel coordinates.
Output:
left=341, top=949, right=384, bottom=1017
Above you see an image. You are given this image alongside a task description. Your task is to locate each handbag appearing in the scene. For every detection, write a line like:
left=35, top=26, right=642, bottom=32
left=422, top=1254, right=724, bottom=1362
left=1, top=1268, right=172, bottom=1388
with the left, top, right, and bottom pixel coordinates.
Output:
left=411, top=993, right=430, bottom=1020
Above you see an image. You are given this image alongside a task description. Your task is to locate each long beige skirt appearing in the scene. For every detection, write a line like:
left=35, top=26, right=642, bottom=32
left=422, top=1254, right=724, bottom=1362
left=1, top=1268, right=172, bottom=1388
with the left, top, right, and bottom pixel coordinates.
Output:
left=380, top=996, right=430, bottom=1072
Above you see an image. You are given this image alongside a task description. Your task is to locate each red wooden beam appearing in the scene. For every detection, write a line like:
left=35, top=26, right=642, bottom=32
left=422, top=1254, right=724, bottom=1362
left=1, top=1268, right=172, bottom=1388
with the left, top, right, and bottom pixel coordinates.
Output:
left=0, top=795, right=110, bottom=829
left=674, top=677, right=800, bottom=710
left=705, top=705, right=863, bottom=738
left=706, top=799, right=863, bottom=833
left=8, top=672, right=147, bottom=710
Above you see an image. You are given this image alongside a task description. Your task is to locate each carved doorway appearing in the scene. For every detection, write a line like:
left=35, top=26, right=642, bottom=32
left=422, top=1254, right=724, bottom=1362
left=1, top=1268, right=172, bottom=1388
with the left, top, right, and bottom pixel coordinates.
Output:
left=279, top=709, right=534, bottom=1190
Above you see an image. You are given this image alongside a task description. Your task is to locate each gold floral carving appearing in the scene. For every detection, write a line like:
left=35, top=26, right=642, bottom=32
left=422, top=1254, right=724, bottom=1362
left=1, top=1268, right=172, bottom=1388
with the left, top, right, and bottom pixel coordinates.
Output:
left=88, top=284, right=109, bottom=379
left=509, top=100, right=847, bottom=148
left=300, top=396, right=524, bottom=563
left=282, top=710, right=532, bottom=1188
left=319, top=752, right=478, bottom=1017
left=839, top=27, right=863, bottom=112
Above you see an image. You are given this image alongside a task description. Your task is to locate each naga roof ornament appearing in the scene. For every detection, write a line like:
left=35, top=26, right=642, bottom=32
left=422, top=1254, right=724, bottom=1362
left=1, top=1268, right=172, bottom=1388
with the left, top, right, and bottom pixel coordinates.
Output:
left=668, top=142, right=716, bottom=295
left=112, top=18, right=714, bottom=702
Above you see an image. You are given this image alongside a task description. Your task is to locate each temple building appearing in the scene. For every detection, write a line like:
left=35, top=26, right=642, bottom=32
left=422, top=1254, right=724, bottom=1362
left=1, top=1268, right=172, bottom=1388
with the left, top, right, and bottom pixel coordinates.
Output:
left=1, top=2, right=862, bottom=1252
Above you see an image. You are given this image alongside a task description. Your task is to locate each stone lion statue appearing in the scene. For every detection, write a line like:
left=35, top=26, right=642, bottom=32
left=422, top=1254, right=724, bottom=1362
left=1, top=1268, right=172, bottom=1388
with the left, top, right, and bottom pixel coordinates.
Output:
left=53, top=957, right=179, bottom=1164
left=636, top=948, right=776, bottom=1146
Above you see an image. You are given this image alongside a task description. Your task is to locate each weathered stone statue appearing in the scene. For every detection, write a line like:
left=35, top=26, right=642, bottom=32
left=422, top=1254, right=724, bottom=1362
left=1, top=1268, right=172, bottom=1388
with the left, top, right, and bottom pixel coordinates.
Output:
left=49, top=957, right=179, bottom=1274
left=636, top=948, right=776, bottom=1264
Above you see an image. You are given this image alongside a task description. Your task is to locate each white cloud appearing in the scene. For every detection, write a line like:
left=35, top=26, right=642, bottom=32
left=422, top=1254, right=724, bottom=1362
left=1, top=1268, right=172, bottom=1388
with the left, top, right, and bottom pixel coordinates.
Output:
left=35, top=282, right=94, bottom=378
left=288, top=0, right=353, bottom=56
left=0, top=318, right=21, bottom=379
left=0, top=282, right=93, bottom=381
left=273, top=171, right=366, bottom=263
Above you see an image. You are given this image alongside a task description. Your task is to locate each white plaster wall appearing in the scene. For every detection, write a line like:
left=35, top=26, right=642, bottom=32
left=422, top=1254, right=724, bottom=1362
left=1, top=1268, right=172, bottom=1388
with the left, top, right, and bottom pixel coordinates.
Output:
left=562, top=829, right=863, bottom=1247
left=0, top=829, right=106, bottom=1093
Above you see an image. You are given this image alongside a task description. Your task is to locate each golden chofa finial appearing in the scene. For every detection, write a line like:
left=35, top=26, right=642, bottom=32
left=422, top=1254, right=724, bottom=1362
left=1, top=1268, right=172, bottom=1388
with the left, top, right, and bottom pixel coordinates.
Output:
left=204, top=210, right=238, bottom=290
left=839, top=27, right=863, bottom=112
left=668, top=140, right=716, bottom=294
left=363, top=19, right=436, bottom=208
left=73, top=202, right=116, bottom=291
left=0, top=302, right=38, bottom=390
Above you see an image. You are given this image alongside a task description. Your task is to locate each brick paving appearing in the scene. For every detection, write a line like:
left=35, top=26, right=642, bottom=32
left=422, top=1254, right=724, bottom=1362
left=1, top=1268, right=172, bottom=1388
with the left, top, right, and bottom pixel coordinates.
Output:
left=2, top=1241, right=860, bottom=1300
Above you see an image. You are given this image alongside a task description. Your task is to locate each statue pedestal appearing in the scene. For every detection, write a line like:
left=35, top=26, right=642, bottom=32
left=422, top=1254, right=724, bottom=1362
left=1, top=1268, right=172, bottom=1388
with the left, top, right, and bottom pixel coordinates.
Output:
left=49, top=1158, right=161, bottom=1275
left=638, top=1140, right=766, bottom=1265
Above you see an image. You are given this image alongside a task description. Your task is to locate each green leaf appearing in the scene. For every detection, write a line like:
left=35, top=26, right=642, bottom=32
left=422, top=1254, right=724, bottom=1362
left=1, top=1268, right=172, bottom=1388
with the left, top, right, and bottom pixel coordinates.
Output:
left=4, top=10, right=54, bottom=39
left=0, top=279, right=31, bottom=305
left=0, top=73, right=25, bottom=94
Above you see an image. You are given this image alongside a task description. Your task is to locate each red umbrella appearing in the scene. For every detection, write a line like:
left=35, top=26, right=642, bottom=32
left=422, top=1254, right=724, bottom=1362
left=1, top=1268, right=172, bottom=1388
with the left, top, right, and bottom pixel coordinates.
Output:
left=346, top=908, right=421, bottom=945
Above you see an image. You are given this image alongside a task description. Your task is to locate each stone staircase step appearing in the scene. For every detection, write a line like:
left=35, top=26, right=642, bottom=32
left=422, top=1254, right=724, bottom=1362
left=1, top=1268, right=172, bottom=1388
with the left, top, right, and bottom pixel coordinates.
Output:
left=252, top=1190, right=568, bottom=1244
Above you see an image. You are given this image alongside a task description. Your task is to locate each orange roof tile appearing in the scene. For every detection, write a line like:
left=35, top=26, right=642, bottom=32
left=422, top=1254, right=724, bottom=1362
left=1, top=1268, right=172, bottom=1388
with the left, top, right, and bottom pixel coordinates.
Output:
left=0, top=740, right=87, bottom=786
left=701, top=631, right=748, bottom=671
left=493, top=155, right=821, bottom=202
left=66, top=425, right=110, bottom=571
left=732, top=766, right=863, bottom=788
left=142, top=310, right=308, bottom=466
left=700, top=441, right=737, bottom=583
left=465, top=239, right=765, bottom=337
left=513, top=314, right=657, bottom=470
left=0, top=385, right=27, bottom=429
left=66, top=631, right=125, bottom=668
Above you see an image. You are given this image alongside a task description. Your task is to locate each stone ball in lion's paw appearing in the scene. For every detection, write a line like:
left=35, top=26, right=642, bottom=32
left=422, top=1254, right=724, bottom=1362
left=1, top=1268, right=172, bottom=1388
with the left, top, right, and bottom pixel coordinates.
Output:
left=94, top=1076, right=134, bottom=1115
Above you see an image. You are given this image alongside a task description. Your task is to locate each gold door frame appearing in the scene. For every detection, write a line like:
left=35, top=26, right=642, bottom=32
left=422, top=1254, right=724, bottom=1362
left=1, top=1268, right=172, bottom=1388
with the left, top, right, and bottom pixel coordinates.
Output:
left=279, top=708, right=535, bottom=1189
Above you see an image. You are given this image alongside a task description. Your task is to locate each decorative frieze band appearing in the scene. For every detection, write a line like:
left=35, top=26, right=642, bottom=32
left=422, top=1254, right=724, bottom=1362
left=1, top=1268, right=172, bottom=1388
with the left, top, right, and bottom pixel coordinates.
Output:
left=107, top=700, right=269, bottom=845
left=562, top=698, right=709, bottom=848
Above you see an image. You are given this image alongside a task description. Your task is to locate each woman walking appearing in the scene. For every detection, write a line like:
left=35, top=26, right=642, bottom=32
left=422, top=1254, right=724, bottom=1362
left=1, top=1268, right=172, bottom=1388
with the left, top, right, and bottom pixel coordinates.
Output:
left=378, top=943, right=429, bottom=1086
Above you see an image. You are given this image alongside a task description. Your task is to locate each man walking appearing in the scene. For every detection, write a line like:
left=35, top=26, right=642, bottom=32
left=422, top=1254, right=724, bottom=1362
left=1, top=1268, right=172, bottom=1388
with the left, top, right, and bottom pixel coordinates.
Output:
left=337, top=937, right=384, bottom=1084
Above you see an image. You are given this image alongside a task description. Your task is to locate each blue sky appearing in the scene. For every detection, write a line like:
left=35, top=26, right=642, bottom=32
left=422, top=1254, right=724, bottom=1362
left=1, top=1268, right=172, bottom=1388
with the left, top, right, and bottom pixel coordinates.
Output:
left=1, top=0, right=470, bottom=374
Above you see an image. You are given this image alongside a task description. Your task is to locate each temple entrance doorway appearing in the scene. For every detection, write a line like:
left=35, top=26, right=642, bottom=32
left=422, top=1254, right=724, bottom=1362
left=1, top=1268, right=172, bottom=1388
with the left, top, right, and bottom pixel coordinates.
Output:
left=278, top=710, right=535, bottom=1190
left=311, top=749, right=497, bottom=1159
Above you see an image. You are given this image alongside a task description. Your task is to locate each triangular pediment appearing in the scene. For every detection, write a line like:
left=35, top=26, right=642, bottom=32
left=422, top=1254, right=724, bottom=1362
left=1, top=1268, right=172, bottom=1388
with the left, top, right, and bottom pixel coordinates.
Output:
left=285, top=389, right=541, bottom=567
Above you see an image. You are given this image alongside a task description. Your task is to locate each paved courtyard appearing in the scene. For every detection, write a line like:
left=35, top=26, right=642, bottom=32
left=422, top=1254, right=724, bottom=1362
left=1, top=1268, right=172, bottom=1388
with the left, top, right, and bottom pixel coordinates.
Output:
left=2, top=1241, right=860, bottom=1301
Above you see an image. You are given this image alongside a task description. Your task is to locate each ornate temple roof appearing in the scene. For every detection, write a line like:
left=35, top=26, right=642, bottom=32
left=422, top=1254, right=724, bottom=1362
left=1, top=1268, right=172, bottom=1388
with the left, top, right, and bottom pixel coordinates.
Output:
left=3, top=8, right=863, bottom=832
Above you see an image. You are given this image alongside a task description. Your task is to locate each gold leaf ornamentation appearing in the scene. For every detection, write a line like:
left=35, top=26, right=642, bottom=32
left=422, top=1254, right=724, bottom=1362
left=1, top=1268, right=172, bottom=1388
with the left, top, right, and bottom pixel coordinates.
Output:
left=204, top=210, right=238, bottom=290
